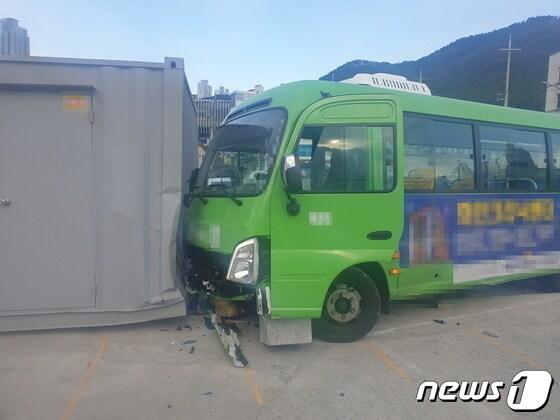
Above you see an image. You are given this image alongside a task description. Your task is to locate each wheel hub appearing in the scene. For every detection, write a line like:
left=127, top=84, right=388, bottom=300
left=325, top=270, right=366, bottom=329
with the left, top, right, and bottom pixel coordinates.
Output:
left=326, top=286, right=361, bottom=323
left=334, top=297, right=351, bottom=314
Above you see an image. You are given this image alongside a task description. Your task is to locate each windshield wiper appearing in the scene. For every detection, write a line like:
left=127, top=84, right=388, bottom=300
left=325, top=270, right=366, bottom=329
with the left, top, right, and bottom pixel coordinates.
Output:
left=189, top=186, right=208, bottom=205
left=227, top=195, right=243, bottom=206
left=209, top=183, right=243, bottom=206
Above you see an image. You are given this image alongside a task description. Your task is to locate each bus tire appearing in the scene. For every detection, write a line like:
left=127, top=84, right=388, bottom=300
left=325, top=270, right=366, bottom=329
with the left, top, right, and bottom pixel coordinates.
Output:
left=313, top=267, right=381, bottom=343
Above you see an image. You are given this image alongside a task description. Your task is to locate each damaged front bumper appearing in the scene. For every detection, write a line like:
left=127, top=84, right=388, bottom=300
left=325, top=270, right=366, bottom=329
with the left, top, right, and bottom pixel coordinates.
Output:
left=182, top=244, right=256, bottom=298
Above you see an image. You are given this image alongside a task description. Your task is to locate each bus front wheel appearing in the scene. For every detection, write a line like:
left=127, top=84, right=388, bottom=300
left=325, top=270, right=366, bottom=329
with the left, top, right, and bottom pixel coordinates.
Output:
left=313, top=267, right=381, bottom=343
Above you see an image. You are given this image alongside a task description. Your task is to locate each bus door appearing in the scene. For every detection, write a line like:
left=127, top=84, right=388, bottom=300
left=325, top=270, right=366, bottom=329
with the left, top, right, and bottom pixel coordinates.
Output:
left=269, top=95, right=404, bottom=318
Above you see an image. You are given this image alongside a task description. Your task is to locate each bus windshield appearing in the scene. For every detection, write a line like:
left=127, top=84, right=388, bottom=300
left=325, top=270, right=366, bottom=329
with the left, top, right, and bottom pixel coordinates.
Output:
left=197, top=108, right=286, bottom=196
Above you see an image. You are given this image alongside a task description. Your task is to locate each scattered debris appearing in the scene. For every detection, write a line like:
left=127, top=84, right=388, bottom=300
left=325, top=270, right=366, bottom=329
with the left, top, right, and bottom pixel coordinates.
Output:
left=181, top=339, right=197, bottom=345
left=176, top=325, right=183, bottom=331
left=189, top=346, right=195, bottom=354
left=204, top=317, right=215, bottom=330
left=223, top=322, right=241, bottom=335
left=433, top=319, right=446, bottom=324
left=234, top=346, right=249, bottom=366
left=211, top=312, right=248, bottom=368
left=183, top=324, right=192, bottom=330
left=204, top=392, right=213, bottom=396
left=483, top=330, right=500, bottom=338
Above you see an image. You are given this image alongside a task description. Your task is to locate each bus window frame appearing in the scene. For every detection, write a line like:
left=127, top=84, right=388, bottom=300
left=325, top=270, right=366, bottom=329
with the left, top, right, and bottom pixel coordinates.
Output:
left=404, top=111, right=559, bottom=194
left=548, top=130, right=560, bottom=191
left=478, top=123, right=550, bottom=193
left=288, top=123, right=399, bottom=195
left=404, top=112, right=477, bottom=194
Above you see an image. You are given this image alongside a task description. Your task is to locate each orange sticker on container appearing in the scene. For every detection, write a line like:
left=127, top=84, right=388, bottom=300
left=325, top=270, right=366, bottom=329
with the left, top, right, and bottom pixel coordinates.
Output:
left=63, top=95, right=89, bottom=112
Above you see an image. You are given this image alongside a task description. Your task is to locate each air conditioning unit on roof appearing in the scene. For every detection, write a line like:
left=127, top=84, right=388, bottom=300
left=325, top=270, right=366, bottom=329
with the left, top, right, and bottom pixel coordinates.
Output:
left=342, top=73, right=431, bottom=95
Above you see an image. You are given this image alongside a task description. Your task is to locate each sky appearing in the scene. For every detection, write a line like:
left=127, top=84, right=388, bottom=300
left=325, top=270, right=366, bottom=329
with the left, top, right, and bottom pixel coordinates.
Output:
left=1, top=0, right=559, bottom=92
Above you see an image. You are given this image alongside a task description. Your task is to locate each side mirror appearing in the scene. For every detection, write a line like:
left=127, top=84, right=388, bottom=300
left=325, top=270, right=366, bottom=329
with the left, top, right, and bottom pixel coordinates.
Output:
left=283, top=154, right=302, bottom=193
left=188, top=168, right=200, bottom=193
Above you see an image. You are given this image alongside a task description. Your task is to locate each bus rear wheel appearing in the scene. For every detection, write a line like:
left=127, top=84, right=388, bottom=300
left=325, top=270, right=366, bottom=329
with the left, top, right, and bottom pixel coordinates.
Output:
left=313, top=267, right=381, bottom=343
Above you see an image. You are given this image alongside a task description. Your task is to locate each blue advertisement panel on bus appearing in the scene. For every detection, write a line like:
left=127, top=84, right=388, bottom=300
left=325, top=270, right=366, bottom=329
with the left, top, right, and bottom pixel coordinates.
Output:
left=399, top=194, right=560, bottom=282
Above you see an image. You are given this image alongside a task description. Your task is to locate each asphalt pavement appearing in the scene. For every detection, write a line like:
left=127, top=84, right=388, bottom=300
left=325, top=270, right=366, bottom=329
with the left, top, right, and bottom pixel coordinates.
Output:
left=1, top=282, right=558, bottom=420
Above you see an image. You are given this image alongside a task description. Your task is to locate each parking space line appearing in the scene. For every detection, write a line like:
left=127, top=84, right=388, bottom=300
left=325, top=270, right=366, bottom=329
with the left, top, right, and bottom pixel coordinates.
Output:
left=60, top=335, right=109, bottom=420
left=364, top=341, right=411, bottom=382
left=468, top=328, right=541, bottom=369
left=245, top=368, right=265, bottom=406
left=374, top=295, right=560, bottom=336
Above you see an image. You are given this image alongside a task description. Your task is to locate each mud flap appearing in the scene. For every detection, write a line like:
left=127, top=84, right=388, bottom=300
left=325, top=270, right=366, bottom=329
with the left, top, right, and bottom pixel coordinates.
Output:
left=211, top=312, right=248, bottom=368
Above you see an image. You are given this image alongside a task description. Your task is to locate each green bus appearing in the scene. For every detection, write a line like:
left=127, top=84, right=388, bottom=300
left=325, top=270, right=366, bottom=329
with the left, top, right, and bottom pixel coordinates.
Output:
left=177, top=80, right=560, bottom=343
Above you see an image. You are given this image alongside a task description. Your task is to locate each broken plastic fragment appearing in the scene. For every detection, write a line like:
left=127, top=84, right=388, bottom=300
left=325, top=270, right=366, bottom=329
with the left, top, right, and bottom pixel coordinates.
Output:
left=483, top=330, right=500, bottom=338
left=211, top=312, right=248, bottom=368
left=204, top=317, right=215, bottom=330
left=223, top=322, right=241, bottom=335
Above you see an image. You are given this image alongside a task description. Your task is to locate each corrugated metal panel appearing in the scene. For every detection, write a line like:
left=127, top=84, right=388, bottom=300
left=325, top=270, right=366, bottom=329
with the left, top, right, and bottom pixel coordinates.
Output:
left=0, top=56, right=196, bottom=331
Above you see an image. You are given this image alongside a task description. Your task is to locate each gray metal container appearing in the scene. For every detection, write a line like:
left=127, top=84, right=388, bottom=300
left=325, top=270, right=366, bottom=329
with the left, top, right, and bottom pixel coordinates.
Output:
left=0, top=56, right=197, bottom=331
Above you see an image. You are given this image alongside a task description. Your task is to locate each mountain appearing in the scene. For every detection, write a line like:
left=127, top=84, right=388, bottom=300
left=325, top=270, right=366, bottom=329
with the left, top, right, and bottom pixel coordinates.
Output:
left=320, top=16, right=560, bottom=111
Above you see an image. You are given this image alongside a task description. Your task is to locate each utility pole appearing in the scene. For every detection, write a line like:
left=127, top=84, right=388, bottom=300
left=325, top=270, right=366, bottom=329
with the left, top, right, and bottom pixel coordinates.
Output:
left=417, top=69, right=430, bottom=84
left=499, top=34, right=521, bottom=107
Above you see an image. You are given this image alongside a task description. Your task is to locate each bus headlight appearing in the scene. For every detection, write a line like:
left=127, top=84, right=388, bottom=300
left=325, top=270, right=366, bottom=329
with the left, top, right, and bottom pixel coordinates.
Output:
left=227, top=238, right=259, bottom=285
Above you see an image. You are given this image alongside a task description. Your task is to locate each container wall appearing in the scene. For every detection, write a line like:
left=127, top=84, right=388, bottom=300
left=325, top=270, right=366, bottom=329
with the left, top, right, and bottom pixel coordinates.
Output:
left=0, top=56, right=194, bottom=330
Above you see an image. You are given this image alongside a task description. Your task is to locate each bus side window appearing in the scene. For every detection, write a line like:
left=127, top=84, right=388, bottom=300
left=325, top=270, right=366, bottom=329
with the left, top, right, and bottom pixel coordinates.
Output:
left=551, top=133, right=560, bottom=190
left=293, top=125, right=395, bottom=193
left=404, top=116, right=475, bottom=192
left=480, top=126, right=547, bottom=191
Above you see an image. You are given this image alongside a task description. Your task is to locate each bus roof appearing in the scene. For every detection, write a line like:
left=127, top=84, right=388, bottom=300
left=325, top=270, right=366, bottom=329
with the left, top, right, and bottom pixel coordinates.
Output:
left=233, top=80, right=560, bottom=131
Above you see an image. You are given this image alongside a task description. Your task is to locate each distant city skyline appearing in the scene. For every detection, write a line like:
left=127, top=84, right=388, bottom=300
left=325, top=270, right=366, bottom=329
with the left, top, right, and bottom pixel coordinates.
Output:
left=1, top=1, right=559, bottom=89
left=195, top=82, right=266, bottom=144
left=197, top=79, right=212, bottom=98
left=196, top=79, right=264, bottom=99
left=214, top=86, right=229, bottom=96
left=0, top=17, right=29, bottom=56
